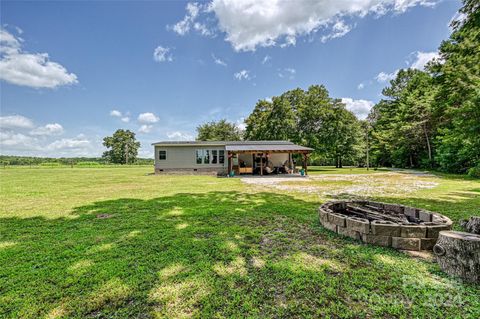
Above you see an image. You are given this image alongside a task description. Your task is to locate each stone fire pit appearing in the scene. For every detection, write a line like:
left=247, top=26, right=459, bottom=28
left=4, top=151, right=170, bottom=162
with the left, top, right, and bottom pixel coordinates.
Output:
left=318, top=200, right=453, bottom=251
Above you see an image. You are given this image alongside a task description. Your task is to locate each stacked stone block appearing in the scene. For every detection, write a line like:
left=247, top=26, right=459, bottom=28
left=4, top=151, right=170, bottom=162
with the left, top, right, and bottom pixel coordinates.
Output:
left=318, top=200, right=452, bottom=251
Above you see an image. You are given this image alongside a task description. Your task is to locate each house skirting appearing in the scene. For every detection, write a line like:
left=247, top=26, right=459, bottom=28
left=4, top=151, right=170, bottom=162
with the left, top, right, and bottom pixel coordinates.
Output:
left=154, top=167, right=227, bottom=175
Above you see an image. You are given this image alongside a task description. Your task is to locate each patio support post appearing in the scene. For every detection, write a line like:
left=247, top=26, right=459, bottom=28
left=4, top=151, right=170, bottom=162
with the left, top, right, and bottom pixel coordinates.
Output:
left=228, top=151, right=232, bottom=176
left=288, top=152, right=292, bottom=173
left=260, top=153, right=263, bottom=176
left=303, top=153, right=308, bottom=175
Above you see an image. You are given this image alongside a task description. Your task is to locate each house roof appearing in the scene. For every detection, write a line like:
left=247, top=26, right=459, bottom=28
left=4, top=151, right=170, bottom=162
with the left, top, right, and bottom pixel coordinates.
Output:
left=151, top=140, right=292, bottom=145
left=225, top=144, right=313, bottom=152
left=151, top=140, right=313, bottom=152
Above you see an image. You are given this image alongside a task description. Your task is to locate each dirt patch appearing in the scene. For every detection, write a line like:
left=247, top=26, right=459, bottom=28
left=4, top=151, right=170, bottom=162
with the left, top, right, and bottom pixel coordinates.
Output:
left=241, top=172, right=439, bottom=197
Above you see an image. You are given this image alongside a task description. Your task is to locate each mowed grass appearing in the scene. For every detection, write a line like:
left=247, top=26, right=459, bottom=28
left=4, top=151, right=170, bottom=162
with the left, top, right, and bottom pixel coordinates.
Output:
left=0, top=167, right=479, bottom=318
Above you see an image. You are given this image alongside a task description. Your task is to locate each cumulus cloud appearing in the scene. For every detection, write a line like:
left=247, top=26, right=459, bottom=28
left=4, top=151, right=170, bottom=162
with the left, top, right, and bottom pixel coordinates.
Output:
left=212, top=53, right=227, bottom=66
left=110, top=110, right=122, bottom=117
left=0, top=115, right=34, bottom=129
left=0, top=27, right=78, bottom=88
left=138, top=112, right=159, bottom=124
left=376, top=50, right=440, bottom=83
left=409, top=51, right=440, bottom=70
left=0, top=130, right=36, bottom=148
left=46, top=136, right=90, bottom=150
left=342, top=98, right=375, bottom=120
left=30, top=123, right=64, bottom=136
left=234, top=69, right=251, bottom=80
left=110, top=110, right=130, bottom=122
left=153, top=46, right=173, bottom=62
left=235, top=118, right=246, bottom=131
left=166, top=131, right=194, bottom=140
left=171, top=0, right=439, bottom=51
left=138, top=124, right=153, bottom=134
left=0, top=114, right=95, bottom=156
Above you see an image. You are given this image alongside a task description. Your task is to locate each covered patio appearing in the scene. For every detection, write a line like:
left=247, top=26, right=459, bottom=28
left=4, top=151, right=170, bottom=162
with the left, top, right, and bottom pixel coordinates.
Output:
left=226, top=142, right=313, bottom=176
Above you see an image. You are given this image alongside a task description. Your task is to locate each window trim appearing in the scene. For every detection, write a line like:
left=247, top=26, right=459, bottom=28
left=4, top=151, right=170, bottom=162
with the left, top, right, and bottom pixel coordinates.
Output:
left=195, top=148, right=225, bottom=165
left=158, top=150, right=167, bottom=160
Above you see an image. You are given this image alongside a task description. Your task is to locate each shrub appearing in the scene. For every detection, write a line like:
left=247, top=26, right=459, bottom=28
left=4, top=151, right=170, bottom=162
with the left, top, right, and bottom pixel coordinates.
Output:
left=467, top=165, right=480, bottom=178
left=77, top=161, right=101, bottom=167
left=39, top=162, right=61, bottom=167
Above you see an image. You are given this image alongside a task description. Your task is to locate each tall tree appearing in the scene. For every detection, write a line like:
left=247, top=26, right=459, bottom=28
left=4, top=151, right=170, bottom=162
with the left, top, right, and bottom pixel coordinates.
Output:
left=102, top=129, right=140, bottom=164
left=245, top=85, right=362, bottom=166
left=370, top=69, right=436, bottom=168
left=429, top=0, right=480, bottom=172
left=196, top=119, right=242, bottom=141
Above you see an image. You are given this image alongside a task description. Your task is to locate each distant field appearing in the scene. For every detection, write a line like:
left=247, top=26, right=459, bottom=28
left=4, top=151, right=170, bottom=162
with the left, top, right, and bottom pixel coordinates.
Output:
left=1, top=166, right=479, bottom=318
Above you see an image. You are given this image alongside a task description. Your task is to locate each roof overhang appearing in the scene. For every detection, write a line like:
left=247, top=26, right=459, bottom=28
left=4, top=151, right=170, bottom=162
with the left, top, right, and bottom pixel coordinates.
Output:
left=151, top=140, right=313, bottom=153
left=225, top=144, right=313, bottom=153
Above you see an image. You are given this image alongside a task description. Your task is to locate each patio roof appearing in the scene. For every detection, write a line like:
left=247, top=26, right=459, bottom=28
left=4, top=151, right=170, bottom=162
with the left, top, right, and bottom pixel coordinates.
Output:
left=225, top=143, right=313, bottom=152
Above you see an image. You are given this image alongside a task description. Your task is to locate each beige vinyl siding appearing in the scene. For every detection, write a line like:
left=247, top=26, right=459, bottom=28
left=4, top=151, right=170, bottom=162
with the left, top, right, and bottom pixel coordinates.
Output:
left=155, top=145, right=227, bottom=169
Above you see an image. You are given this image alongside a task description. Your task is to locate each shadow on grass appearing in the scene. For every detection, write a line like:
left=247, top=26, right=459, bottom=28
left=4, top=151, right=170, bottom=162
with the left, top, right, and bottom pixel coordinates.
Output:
left=1, top=191, right=479, bottom=318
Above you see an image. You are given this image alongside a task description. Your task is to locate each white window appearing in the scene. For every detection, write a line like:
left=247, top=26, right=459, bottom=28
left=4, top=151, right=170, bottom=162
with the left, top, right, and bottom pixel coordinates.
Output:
left=196, top=150, right=203, bottom=164
left=219, top=150, right=225, bottom=164
left=204, top=150, right=210, bottom=164
left=196, top=149, right=225, bottom=164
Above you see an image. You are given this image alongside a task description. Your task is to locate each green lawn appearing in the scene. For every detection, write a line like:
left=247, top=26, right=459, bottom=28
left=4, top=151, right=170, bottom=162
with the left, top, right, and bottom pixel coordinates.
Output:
left=1, top=167, right=479, bottom=318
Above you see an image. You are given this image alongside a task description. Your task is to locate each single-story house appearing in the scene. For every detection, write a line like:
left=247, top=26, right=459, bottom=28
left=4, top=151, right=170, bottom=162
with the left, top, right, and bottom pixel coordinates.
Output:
left=152, top=140, right=313, bottom=175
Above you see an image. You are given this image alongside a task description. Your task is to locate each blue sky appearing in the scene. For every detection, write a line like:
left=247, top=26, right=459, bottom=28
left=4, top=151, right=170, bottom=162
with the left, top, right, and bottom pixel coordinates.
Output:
left=0, top=0, right=461, bottom=158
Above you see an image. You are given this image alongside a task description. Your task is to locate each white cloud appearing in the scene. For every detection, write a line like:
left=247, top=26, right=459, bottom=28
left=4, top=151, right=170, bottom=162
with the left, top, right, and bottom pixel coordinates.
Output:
left=278, top=67, right=296, bottom=79
left=357, top=83, right=365, bottom=90
left=171, top=2, right=202, bottom=35
left=235, top=118, right=246, bottom=131
left=193, top=22, right=214, bottom=36
left=110, top=110, right=122, bottom=117
left=376, top=70, right=398, bottom=83
left=0, top=114, right=99, bottom=156
left=409, top=51, right=440, bottom=70
left=375, top=50, right=440, bottom=83
left=342, top=98, right=374, bottom=120
left=166, top=131, right=194, bottom=140
left=46, top=136, right=90, bottom=150
left=138, top=124, right=153, bottom=134
left=234, top=69, right=251, bottom=80
left=30, top=123, right=64, bottom=136
left=0, top=130, right=35, bottom=148
left=449, top=11, right=467, bottom=30
left=212, top=54, right=227, bottom=66
left=0, top=27, right=78, bottom=88
left=262, top=55, right=271, bottom=64
left=320, top=20, right=353, bottom=43
left=0, top=115, right=34, bottom=129
left=109, top=110, right=130, bottom=123
left=153, top=46, right=173, bottom=62
left=172, top=0, right=439, bottom=51
left=138, top=112, right=159, bottom=124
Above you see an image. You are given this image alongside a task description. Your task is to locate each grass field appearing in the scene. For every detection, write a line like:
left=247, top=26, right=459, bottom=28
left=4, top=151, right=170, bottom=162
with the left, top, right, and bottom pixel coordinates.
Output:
left=1, top=166, right=479, bottom=318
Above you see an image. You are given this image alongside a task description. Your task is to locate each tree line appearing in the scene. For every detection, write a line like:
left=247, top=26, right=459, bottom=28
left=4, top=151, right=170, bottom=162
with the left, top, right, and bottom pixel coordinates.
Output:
left=370, top=0, right=479, bottom=175
left=0, top=155, right=153, bottom=166
left=197, top=0, right=479, bottom=175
